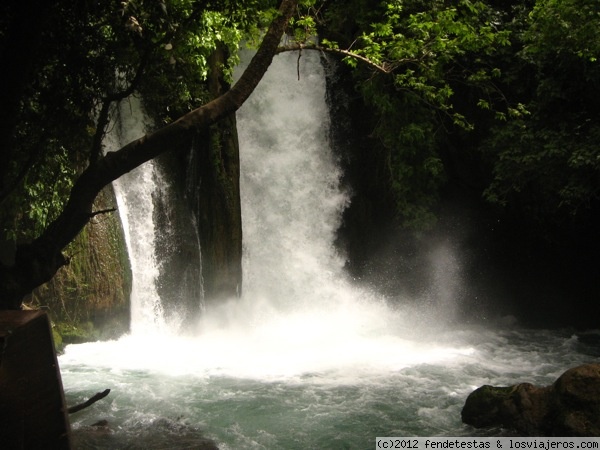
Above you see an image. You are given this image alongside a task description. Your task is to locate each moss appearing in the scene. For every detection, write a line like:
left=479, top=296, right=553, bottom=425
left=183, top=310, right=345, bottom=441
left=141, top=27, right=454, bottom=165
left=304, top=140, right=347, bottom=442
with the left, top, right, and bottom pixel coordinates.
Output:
left=54, top=322, right=98, bottom=345
left=51, top=327, right=64, bottom=354
left=28, top=184, right=131, bottom=343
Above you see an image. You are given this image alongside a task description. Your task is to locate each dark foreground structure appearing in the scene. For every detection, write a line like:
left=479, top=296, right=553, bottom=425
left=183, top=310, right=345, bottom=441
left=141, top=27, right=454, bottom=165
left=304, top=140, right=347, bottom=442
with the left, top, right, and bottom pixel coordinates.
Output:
left=0, top=310, right=71, bottom=448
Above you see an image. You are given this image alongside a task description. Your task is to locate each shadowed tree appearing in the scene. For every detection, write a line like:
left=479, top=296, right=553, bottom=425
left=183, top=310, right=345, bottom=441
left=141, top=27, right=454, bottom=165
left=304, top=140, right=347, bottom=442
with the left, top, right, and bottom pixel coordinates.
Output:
left=0, top=0, right=298, bottom=309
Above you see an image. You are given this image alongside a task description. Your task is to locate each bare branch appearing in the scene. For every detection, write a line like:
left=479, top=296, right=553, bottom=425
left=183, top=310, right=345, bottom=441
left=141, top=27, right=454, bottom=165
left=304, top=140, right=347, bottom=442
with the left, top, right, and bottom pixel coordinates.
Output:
left=67, top=389, right=111, bottom=414
left=89, top=208, right=117, bottom=218
left=275, top=43, right=413, bottom=74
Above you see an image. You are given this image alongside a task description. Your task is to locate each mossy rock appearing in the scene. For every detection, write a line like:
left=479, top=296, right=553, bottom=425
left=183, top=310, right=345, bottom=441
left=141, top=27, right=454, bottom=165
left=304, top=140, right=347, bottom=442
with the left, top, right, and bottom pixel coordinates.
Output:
left=51, top=327, right=64, bottom=353
left=28, top=184, right=131, bottom=340
left=461, top=385, right=515, bottom=428
left=54, top=322, right=98, bottom=346
left=462, top=364, right=600, bottom=436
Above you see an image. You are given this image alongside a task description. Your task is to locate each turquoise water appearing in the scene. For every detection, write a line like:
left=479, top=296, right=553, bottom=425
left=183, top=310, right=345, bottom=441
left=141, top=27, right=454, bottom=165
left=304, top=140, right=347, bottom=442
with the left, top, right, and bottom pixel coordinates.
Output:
left=60, top=326, right=599, bottom=449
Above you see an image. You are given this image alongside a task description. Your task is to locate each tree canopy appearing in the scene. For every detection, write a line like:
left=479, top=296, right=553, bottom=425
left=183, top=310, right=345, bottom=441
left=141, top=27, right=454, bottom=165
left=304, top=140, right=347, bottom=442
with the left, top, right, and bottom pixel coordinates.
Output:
left=316, top=0, right=600, bottom=232
left=0, top=0, right=295, bottom=308
left=482, top=0, right=600, bottom=219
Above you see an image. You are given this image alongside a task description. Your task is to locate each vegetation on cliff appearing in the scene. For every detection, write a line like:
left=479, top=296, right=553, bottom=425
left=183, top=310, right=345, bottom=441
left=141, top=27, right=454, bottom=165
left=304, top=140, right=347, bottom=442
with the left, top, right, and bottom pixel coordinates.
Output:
left=0, top=0, right=298, bottom=309
left=0, top=0, right=598, bottom=326
left=27, top=186, right=131, bottom=349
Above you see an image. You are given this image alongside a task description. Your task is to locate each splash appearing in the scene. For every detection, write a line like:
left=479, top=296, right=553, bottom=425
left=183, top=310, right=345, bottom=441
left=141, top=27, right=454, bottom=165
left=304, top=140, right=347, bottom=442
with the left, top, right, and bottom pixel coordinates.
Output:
left=62, top=50, right=474, bottom=382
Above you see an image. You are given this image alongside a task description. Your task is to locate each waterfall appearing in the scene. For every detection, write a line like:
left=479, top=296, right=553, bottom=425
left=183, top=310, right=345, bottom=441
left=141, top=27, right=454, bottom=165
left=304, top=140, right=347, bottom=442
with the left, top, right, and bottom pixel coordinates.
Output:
left=72, top=50, right=473, bottom=378
left=105, top=95, right=204, bottom=334
left=187, top=50, right=474, bottom=378
left=104, top=97, right=167, bottom=335
left=59, top=46, right=600, bottom=450
left=238, top=50, right=348, bottom=308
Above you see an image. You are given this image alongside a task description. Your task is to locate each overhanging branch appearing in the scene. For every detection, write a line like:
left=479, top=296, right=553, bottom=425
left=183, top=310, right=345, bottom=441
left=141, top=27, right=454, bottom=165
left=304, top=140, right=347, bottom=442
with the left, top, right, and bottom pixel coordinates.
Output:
left=275, top=43, right=412, bottom=74
left=0, top=0, right=299, bottom=311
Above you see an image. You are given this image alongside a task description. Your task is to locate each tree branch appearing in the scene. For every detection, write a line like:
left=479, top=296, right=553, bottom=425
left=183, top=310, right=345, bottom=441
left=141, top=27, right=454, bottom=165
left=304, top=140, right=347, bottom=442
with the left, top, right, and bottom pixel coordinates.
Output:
left=67, top=389, right=111, bottom=414
left=90, top=52, right=152, bottom=164
left=89, top=0, right=211, bottom=165
left=90, top=208, right=117, bottom=218
left=275, top=42, right=411, bottom=74
left=0, top=0, right=299, bottom=310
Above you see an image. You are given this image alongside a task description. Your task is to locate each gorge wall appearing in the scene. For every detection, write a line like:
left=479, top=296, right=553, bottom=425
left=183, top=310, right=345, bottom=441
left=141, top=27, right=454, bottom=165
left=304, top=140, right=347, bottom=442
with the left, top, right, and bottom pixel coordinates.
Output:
left=325, top=55, right=600, bottom=329
left=153, top=45, right=242, bottom=310
left=29, top=185, right=131, bottom=347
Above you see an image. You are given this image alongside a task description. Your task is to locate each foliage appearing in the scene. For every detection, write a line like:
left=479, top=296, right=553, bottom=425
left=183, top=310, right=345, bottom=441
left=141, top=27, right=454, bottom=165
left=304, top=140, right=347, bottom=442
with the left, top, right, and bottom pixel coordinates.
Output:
left=312, top=0, right=599, bottom=232
left=358, top=75, right=444, bottom=230
left=322, top=0, right=511, bottom=122
left=316, top=0, right=513, bottom=229
left=481, top=0, right=600, bottom=222
left=524, top=0, right=600, bottom=64
left=2, top=0, right=599, bottom=253
left=0, top=0, right=279, bottom=243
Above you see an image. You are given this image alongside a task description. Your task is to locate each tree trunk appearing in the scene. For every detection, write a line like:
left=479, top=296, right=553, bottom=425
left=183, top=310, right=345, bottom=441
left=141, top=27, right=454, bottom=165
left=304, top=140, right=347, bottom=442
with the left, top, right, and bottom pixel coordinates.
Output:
left=0, top=0, right=298, bottom=310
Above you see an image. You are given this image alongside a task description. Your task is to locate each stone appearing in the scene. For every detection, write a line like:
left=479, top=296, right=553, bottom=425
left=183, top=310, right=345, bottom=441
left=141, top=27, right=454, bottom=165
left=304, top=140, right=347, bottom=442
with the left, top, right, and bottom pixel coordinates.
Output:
left=462, top=363, right=600, bottom=436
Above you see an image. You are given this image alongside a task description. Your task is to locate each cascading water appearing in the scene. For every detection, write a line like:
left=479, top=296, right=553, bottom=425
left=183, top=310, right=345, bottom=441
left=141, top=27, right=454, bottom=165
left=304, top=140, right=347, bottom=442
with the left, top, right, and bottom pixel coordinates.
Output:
left=105, top=97, right=167, bottom=335
left=239, top=49, right=348, bottom=307
left=60, top=51, right=599, bottom=449
left=191, top=50, right=473, bottom=379
left=105, top=96, right=203, bottom=334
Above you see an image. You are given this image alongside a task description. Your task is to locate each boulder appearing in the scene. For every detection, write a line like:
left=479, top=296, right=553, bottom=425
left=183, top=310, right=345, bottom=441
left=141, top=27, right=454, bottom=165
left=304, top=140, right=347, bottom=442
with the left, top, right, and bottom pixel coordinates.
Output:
left=462, top=363, right=600, bottom=436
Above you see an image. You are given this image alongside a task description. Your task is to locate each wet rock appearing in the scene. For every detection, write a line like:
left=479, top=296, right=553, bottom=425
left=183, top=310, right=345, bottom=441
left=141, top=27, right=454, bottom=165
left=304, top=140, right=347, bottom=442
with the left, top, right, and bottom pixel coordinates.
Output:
left=462, top=363, right=600, bottom=436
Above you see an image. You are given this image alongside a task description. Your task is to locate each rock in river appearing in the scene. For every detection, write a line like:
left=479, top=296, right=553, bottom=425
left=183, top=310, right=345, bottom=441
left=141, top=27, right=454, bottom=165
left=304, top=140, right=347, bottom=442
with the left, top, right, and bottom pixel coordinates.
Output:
left=461, top=363, right=600, bottom=436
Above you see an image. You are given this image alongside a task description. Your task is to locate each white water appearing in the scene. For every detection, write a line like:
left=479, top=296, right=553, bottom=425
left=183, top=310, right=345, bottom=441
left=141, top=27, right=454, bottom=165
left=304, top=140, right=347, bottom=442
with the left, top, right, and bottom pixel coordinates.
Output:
left=104, top=97, right=167, bottom=334
left=59, top=52, right=599, bottom=448
left=70, top=50, right=474, bottom=378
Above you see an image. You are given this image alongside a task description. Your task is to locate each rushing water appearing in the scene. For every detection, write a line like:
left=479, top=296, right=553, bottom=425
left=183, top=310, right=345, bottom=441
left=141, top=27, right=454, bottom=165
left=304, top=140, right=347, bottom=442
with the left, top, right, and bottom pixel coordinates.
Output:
left=106, top=97, right=168, bottom=335
left=60, top=52, right=600, bottom=449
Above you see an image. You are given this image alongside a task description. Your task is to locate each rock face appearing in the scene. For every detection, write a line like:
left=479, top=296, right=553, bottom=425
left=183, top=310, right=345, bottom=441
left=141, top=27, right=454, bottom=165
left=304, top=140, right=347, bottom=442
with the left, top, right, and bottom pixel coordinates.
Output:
left=462, top=363, right=600, bottom=436
left=153, top=153, right=204, bottom=325
left=155, top=45, right=242, bottom=308
left=29, top=185, right=131, bottom=345
left=190, top=46, right=242, bottom=303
